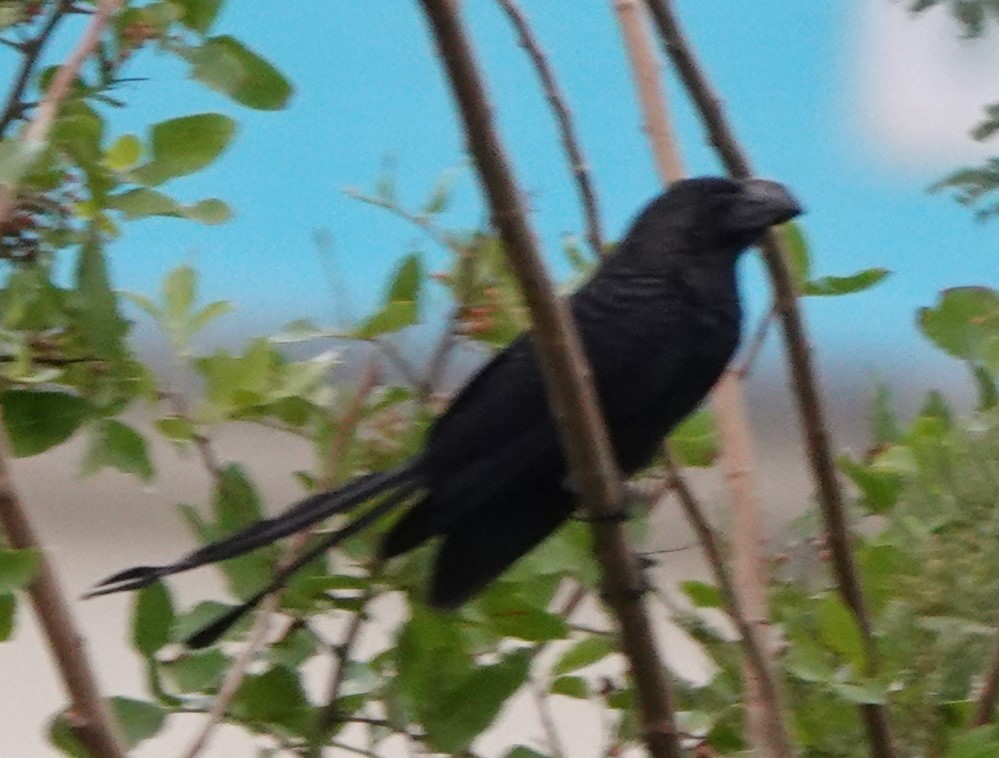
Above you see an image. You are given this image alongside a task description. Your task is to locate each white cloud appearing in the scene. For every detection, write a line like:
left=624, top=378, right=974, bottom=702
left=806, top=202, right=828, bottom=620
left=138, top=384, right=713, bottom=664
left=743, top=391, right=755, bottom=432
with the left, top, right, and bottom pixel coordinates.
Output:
left=850, top=0, right=999, bottom=170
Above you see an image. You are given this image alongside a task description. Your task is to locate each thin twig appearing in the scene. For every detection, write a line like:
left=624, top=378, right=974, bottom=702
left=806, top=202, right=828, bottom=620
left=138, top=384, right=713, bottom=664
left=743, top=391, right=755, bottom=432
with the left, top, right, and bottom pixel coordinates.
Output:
left=184, top=359, right=381, bottom=758
left=416, top=2, right=681, bottom=755
left=313, top=357, right=382, bottom=745
left=531, top=678, right=568, bottom=758
left=734, top=304, right=776, bottom=379
left=0, top=0, right=123, bottom=226
left=313, top=583, right=377, bottom=744
left=0, top=5, right=127, bottom=755
left=495, top=0, right=605, bottom=257
left=0, top=0, right=71, bottom=136
left=344, top=189, right=465, bottom=256
left=612, top=0, right=684, bottom=186
left=974, top=628, right=999, bottom=726
left=163, top=390, right=223, bottom=482
left=418, top=306, right=460, bottom=400
left=663, top=446, right=787, bottom=748
left=179, top=538, right=306, bottom=758
left=644, top=1, right=895, bottom=754
left=0, top=425, right=125, bottom=756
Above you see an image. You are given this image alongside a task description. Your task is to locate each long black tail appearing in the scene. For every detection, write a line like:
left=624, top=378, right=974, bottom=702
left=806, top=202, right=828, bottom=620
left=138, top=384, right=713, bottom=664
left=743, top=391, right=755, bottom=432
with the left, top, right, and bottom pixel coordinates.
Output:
left=86, top=462, right=422, bottom=643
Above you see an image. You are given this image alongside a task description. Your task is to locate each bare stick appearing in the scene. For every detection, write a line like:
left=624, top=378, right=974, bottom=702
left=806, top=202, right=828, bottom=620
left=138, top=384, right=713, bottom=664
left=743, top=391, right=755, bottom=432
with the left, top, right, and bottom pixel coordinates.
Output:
left=531, top=679, right=568, bottom=758
left=612, top=0, right=684, bottom=186
left=0, top=0, right=71, bottom=136
left=495, top=0, right=605, bottom=257
left=613, top=2, right=794, bottom=753
left=734, top=305, right=776, bottom=379
left=643, top=1, right=896, bottom=754
left=416, top=1, right=681, bottom=754
left=0, top=5, right=127, bottom=755
left=0, top=0, right=123, bottom=226
left=0, top=429, right=125, bottom=756
left=664, top=444, right=790, bottom=755
left=179, top=537, right=307, bottom=758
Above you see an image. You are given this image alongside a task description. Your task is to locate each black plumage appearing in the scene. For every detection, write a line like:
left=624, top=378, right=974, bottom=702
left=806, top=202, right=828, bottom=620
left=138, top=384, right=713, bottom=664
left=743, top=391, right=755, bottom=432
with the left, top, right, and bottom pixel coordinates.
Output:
left=89, top=176, right=802, bottom=645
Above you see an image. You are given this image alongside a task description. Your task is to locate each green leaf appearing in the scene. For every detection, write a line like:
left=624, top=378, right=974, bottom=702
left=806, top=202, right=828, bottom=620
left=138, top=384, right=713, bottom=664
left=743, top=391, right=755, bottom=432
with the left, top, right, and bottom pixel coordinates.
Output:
left=869, top=383, right=901, bottom=446
left=75, top=233, right=129, bottom=362
left=918, top=287, right=999, bottom=369
left=0, top=136, right=43, bottom=183
left=109, top=697, right=166, bottom=748
left=973, top=363, right=998, bottom=409
left=681, top=579, right=724, bottom=609
left=947, top=726, right=999, bottom=758
left=817, top=593, right=866, bottom=670
left=839, top=455, right=901, bottom=515
left=82, top=419, right=153, bottom=481
left=668, top=408, right=718, bottom=467
left=426, top=649, right=531, bottom=752
left=786, top=636, right=836, bottom=683
left=163, top=648, right=228, bottom=692
left=155, top=416, right=196, bottom=442
left=353, top=254, right=424, bottom=339
left=104, top=134, right=142, bottom=171
left=164, top=265, right=196, bottom=334
left=779, top=221, right=810, bottom=289
left=230, top=666, right=309, bottom=723
left=0, top=593, right=14, bottom=641
left=830, top=680, right=887, bottom=705
left=0, top=390, right=90, bottom=456
left=550, top=675, right=590, bottom=699
left=0, top=548, right=39, bottom=593
left=172, top=600, right=249, bottom=643
left=552, top=636, right=613, bottom=676
left=479, top=592, right=570, bottom=641
left=132, top=582, right=174, bottom=657
left=187, top=36, right=293, bottom=110
left=107, top=188, right=231, bottom=224
left=172, top=0, right=223, bottom=32
left=803, top=267, right=891, bottom=297
left=131, top=114, right=236, bottom=186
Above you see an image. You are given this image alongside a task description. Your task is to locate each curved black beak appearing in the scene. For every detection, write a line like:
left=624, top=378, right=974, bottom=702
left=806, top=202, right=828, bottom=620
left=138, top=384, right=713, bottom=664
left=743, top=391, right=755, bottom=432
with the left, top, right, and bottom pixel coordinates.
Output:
left=728, top=178, right=803, bottom=231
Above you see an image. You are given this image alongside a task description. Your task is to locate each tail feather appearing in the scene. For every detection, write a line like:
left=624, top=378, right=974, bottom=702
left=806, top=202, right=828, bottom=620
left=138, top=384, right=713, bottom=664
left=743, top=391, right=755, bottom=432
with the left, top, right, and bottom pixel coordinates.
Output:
left=85, top=461, right=422, bottom=599
left=186, top=481, right=420, bottom=648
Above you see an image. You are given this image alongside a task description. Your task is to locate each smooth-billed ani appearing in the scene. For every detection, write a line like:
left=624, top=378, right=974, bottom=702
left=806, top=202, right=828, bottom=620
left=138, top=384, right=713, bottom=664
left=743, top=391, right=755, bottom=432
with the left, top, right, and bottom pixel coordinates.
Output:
left=89, top=176, right=802, bottom=647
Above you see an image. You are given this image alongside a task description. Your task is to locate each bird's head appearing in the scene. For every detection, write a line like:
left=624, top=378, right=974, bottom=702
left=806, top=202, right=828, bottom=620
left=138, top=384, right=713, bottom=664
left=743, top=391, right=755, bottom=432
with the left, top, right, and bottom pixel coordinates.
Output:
left=627, top=176, right=803, bottom=261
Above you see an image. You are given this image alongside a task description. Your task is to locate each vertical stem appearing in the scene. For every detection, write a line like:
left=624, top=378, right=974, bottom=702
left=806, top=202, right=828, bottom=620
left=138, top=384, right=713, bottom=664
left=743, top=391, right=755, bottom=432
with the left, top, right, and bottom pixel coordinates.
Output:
left=643, top=1, right=896, bottom=754
left=612, top=0, right=684, bottom=185
left=416, top=1, right=682, bottom=754
left=0, top=432, right=125, bottom=757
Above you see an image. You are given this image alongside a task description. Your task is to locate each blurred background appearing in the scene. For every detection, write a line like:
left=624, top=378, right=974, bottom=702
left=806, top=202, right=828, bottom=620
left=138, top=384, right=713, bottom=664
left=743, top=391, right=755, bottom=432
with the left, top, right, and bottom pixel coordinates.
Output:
left=2, top=0, right=995, bottom=754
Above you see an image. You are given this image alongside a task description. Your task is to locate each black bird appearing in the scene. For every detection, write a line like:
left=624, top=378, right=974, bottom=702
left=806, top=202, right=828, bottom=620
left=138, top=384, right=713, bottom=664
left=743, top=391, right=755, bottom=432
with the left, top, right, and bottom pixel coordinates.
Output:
left=89, top=177, right=802, bottom=646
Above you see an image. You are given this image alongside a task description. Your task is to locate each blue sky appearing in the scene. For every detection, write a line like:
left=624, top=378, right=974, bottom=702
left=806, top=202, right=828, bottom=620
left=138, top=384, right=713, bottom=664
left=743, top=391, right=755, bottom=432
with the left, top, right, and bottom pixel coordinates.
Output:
left=40, top=1, right=996, bottom=381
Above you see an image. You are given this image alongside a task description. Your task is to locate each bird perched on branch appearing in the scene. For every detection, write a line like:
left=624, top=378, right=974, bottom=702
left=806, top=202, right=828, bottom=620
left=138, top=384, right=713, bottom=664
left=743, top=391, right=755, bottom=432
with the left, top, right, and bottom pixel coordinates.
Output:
left=89, top=176, right=802, bottom=647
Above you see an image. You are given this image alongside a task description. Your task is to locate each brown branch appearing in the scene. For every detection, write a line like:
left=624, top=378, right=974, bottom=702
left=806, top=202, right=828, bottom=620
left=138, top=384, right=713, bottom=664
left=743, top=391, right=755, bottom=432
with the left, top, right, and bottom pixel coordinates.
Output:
left=495, top=0, right=605, bottom=257
left=612, top=0, right=684, bottom=185
left=0, top=0, right=71, bottom=136
left=614, top=2, right=793, bottom=753
left=663, top=445, right=791, bottom=755
left=179, top=537, right=307, bottom=758
left=733, top=304, right=776, bottom=379
left=416, top=2, right=681, bottom=755
left=313, top=357, right=381, bottom=743
left=643, top=1, right=896, bottom=755
left=0, top=0, right=123, bottom=226
left=531, top=678, right=568, bottom=758
left=0, top=426, right=125, bottom=756
left=973, top=628, right=999, bottom=726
